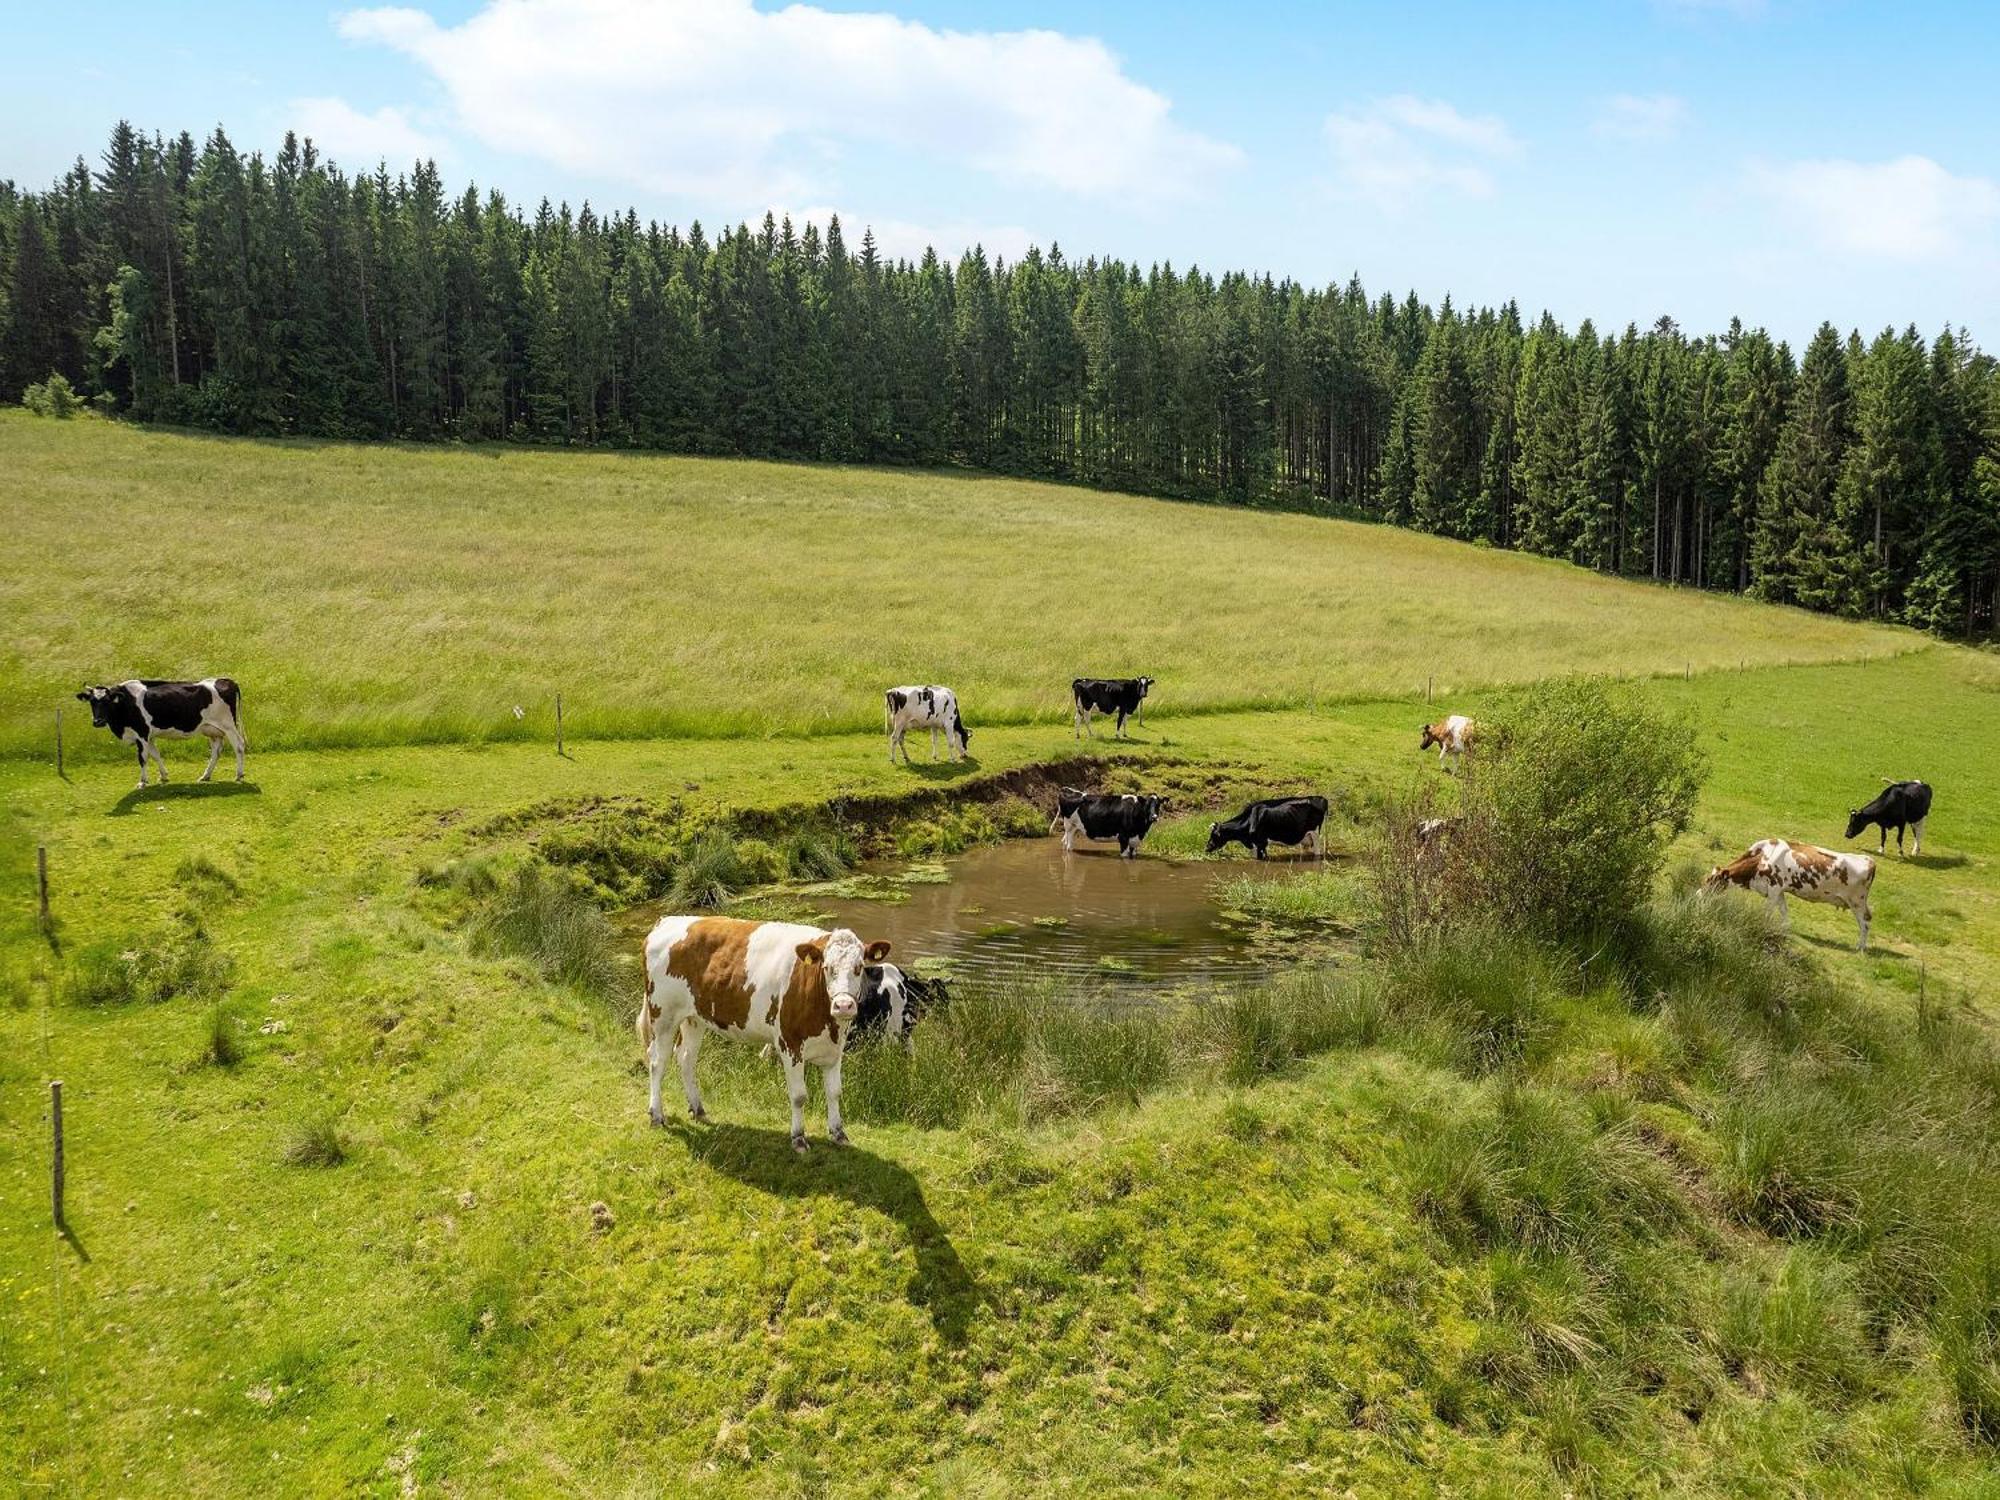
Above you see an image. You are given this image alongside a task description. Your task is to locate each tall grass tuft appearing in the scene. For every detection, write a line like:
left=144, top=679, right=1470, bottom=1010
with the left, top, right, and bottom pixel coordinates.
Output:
left=473, top=864, right=621, bottom=996
left=665, top=828, right=751, bottom=909
left=193, top=1003, right=244, bottom=1069
left=62, top=910, right=235, bottom=1007
left=283, top=1113, right=348, bottom=1168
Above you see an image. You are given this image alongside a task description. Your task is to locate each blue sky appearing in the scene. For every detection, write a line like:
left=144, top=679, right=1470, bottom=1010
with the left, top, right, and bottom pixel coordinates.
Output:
left=8, top=0, right=1998, bottom=347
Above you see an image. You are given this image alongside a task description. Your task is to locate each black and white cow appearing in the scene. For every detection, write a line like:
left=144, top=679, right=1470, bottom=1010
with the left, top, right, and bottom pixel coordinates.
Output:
left=76, top=678, right=246, bottom=788
left=1845, top=779, right=1932, bottom=856
left=851, top=962, right=951, bottom=1044
left=1072, top=676, right=1154, bottom=739
left=1051, top=788, right=1165, bottom=858
left=1206, top=795, right=1328, bottom=859
left=885, top=685, right=970, bottom=764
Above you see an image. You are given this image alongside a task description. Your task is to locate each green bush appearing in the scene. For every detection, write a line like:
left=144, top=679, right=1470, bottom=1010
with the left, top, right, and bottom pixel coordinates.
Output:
left=21, top=371, right=83, bottom=418
left=1380, top=678, right=1704, bottom=952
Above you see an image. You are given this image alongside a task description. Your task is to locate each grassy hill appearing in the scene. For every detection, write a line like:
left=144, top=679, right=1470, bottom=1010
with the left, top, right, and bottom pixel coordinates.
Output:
left=4, top=418, right=1997, bottom=1495
left=0, top=412, right=1911, bottom=756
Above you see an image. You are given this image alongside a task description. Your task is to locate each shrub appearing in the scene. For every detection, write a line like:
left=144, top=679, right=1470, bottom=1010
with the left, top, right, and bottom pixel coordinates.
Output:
left=473, top=864, right=621, bottom=995
left=21, top=372, right=83, bottom=418
left=1378, top=678, right=1704, bottom=952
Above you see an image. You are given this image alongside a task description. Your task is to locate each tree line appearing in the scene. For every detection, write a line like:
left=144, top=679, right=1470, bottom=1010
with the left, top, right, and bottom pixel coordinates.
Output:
left=4, top=122, right=1998, bottom=635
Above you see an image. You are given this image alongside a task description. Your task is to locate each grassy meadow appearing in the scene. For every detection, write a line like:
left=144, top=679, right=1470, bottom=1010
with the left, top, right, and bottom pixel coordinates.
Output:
left=5, top=418, right=2000, bottom=1495
left=0, top=411, right=1913, bottom=756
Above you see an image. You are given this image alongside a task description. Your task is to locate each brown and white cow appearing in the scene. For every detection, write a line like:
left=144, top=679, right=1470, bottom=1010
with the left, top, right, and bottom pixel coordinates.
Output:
left=1420, top=714, right=1476, bottom=764
left=640, top=915, right=890, bottom=1152
left=1703, top=839, right=1877, bottom=952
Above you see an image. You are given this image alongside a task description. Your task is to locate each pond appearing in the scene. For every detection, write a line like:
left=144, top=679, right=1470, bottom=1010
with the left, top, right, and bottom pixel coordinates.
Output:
left=801, top=838, right=1343, bottom=990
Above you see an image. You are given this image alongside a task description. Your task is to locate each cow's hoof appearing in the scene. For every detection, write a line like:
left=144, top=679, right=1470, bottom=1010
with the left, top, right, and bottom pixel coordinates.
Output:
left=197, top=774, right=213, bottom=784
left=830, top=1127, right=849, bottom=1146
left=791, top=1134, right=809, bottom=1154
left=648, top=1107, right=665, bottom=1128
left=689, top=1104, right=706, bottom=1122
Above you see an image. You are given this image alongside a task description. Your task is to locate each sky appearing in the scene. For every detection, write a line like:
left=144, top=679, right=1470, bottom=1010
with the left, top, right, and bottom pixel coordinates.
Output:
left=7, top=0, right=1998, bottom=348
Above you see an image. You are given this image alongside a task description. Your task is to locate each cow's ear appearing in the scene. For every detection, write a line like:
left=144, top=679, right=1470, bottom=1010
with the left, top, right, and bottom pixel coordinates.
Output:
left=864, top=939, right=893, bottom=963
left=795, top=941, right=824, bottom=965
left=75, top=690, right=89, bottom=702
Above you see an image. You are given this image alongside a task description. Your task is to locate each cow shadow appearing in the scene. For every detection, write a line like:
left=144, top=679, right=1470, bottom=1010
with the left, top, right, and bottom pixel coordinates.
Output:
left=1905, top=852, right=1969, bottom=871
left=109, top=781, right=262, bottom=817
left=674, top=1121, right=979, bottom=1344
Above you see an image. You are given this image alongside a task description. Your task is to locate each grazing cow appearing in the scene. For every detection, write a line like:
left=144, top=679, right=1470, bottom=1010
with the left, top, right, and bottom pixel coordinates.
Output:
left=1206, top=795, right=1329, bottom=859
left=641, top=916, right=891, bottom=1151
left=76, top=678, right=246, bottom=788
left=885, top=685, right=970, bottom=764
left=850, top=962, right=951, bottom=1045
left=1419, top=714, right=1476, bottom=764
left=1845, top=779, right=1932, bottom=857
left=1051, top=788, right=1165, bottom=858
left=1072, top=676, right=1154, bottom=739
left=1703, top=839, right=1877, bottom=952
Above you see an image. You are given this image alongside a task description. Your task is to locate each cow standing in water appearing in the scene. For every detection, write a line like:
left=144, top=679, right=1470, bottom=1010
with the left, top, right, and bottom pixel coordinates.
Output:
left=642, top=916, right=891, bottom=1152
left=1051, top=789, right=1166, bottom=858
left=76, top=678, right=247, bottom=787
left=885, top=685, right=970, bottom=764
left=1704, top=839, right=1877, bottom=952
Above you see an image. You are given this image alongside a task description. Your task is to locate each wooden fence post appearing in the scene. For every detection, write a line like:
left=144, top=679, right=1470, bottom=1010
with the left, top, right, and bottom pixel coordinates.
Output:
left=50, top=1081, right=64, bottom=1230
left=37, top=846, right=50, bottom=936
left=555, top=693, right=564, bottom=757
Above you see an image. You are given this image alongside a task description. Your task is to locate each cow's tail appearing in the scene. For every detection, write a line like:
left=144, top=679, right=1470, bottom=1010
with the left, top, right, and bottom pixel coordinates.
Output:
left=216, top=677, right=243, bottom=742
left=636, top=973, right=658, bottom=1059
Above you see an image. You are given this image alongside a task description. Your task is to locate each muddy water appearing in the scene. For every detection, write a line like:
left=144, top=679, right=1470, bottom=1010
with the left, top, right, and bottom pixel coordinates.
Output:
left=806, top=839, right=1334, bottom=990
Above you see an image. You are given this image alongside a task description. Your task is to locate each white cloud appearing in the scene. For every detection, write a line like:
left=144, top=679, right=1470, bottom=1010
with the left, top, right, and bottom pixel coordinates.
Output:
left=1592, top=93, right=1686, bottom=143
left=291, top=96, right=447, bottom=169
left=336, top=0, right=1237, bottom=207
left=1754, top=154, right=2000, bottom=261
left=1323, top=95, right=1520, bottom=208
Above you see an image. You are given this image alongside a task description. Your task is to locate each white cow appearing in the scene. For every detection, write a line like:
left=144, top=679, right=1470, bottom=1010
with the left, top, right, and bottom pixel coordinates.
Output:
left=641, top=915, right=891, bottom=1152
left=1703, top=839, right=1877, bottom=952
left=885, top=685, right=970, bottom=764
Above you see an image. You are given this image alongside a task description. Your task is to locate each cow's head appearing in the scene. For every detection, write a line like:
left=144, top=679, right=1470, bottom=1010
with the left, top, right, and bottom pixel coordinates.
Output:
left=797, top=929, right=892, bottom=1022
left=1205, top=821, right=1227, bottom=853
left=1137, top=676, right=1155, bottom=698
left=1139, top=794, right=1166, bottom=831
left=75, top=685, right=125, bottom=729
left=1419, top=722, right=1441, bottom=750
left=1843, top=808, right=1868, bottom=841
left=952, top=710, right=971, bottom=751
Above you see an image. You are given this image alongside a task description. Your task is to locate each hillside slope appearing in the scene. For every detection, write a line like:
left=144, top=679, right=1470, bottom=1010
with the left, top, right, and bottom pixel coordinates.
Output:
left=0, top=413, right=1910, bottom=756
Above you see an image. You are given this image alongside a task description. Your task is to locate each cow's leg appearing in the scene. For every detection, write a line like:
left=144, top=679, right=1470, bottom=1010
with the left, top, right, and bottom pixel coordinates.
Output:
left=227, top=724, right=246, bottom=782
left=1856, top=902, right=1871, bottom=952
left=646, top=1012, right=671, bottom=1126
left=1075, top=704, right=1087, bottom=740
left=142, top=737, right=169, bottom=784
left=1879, top=825, right=1888, bottom=854
left=1766, top=890, right=1789, bottom=931
left=1254, top=840, right=1267, bottom=861
left=929, top=726, right=940, bottom=762
left=134, top=741, right=150, bottom=788
left=1115, top=708, right=1127, bottom=740
left=1912, top=818, right=1925, bottom=856
left=1060, top=816, right=1076, bottom=852
left=823, top=1057, right=848, bottom=1145
left=784, top=1054, right=811, bottom=1153
left=676, top=1021, right=707, bottom=1120
left=198, top=731, right=223, bottom=783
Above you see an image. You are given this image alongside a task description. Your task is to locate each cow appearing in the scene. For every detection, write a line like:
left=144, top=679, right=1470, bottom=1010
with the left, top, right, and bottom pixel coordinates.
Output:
left=1206, top=795, right=1328, bottom=860
left=1051, top=788, right=1165, bottom=858
left=641, top=915, right=891, bottom=1152
left=1419, top=714, right=1476, bottom=764
left=1703, top=839, right=1877, bottom=952
left=886, top=685, right=970, bottom=764
left=850, top=962, right=951, bottom=1045
left=1072, top=676, right=1154, bottom=739
left=76, top=678, right=246, bottom=788
left=1845, top=779, right=1932, bottom=857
